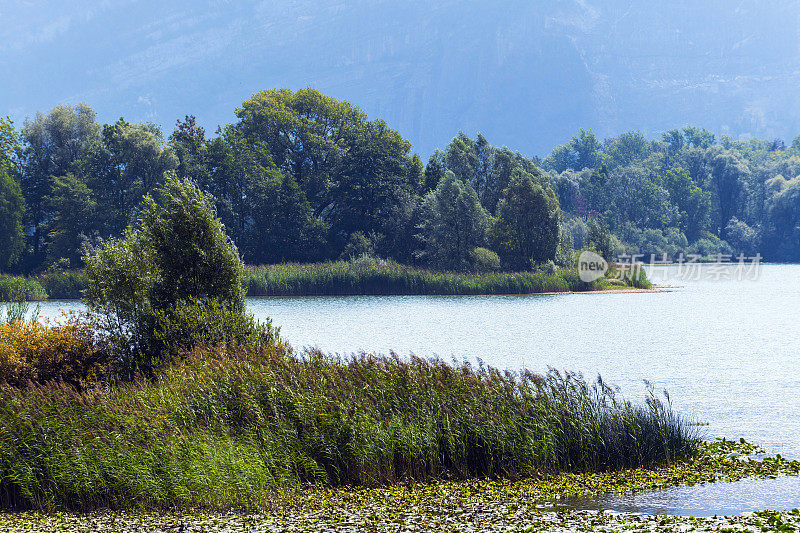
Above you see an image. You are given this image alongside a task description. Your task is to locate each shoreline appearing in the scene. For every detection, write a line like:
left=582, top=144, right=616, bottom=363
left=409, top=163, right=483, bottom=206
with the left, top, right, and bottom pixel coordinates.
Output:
left=6, top=285, right=667, bottom=303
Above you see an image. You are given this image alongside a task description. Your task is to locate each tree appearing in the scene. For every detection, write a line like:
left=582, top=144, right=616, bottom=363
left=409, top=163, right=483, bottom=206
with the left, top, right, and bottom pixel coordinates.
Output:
left=725, top=217, right=758, bottom=255
left=709, top=150, right=748, bottom=236
left=416, top=171, right=488, bottom=270
left=169, top=115, right=210, bottom=185
left=20, top=104, right=101, bottom=260
left=329, top=118, right=418, bottom=241
left=665, top=167, right=711, bottom=240
left=44, top=173, right=97, bottom=267
left=233, top=88, right=419, bottom=253
left=578, top=168, right=611, bottom=218
left=83, top=176, right=267, bottom=372
left=245, top=173, right=327, bottom=263
left=234, top=87, right=366, bottom=214
left=87, top=119, right=178, bottom=235
left=0, top=117, right=18, bottom=172
left=605, top=131, right=651, bottom=169
left=491, top=170, right=561, bottom=270
left=424, top=151, right=446, bottom=194
left=587, top=219, right=615, bottom=260
left=763, top=176, right=800, bottom=260
left=442, top=133, right=543, bottom=215
left=683, top=126, right=715, bottom=149
left=543, top=142, right=575, bottom=174
left=608, top=165, right=677, bottom=230
left=483, top=147, right=526, bottom=215
left=571, top=129, right=604, bottom=170
left=0, top=168, right=25, bottom=270
left=662, top=129, right=685, bottom=161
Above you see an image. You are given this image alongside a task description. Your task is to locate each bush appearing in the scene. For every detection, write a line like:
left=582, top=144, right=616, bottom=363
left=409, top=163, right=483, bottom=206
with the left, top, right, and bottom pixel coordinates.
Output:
left=340, top=231, right=377, bottom=259
left=587, top=219, right=615, bottom=260
left=688, top=233, right=733, bottom=258
left=470, top=247, right=501, bottom=272
left=36, top=270, right=87, bottom=299
left=0, top=314, right=109, bottom=389
left=147, top=299, right=277, bottom=360
left=83, top=175, right=274, bottom=374
left=0, top=276, right=47, bottom=302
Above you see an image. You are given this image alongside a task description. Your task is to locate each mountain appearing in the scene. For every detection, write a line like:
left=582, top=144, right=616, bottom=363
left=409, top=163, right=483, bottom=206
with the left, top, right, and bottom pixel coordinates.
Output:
left=2, top=0, right=799, bottom=158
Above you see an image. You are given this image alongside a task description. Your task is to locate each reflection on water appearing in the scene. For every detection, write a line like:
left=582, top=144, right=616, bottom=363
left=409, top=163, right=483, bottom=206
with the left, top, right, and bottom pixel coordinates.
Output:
left=559, top=475, right=800, bottom=516
left=20, top=264, right=800, bottom=515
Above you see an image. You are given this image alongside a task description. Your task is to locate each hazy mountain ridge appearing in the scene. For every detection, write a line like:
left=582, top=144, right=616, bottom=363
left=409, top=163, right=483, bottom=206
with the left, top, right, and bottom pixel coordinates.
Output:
left=2, top=0, right=799, bottom=157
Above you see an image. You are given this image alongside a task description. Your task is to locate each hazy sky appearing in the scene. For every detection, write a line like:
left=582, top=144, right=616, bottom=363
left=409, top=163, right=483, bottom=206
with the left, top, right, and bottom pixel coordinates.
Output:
left=3, top=0, right=800, bottom=157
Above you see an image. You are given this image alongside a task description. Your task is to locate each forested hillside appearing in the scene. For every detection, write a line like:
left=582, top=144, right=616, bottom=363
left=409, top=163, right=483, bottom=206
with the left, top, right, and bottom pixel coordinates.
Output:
left=2, top=88, right=800, bottom=277
left=6, top=1, right=800, bottom=157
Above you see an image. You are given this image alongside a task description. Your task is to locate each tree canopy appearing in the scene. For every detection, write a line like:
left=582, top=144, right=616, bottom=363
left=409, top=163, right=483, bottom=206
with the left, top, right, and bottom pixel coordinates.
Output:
left=9, top=90, right=800, bottom=275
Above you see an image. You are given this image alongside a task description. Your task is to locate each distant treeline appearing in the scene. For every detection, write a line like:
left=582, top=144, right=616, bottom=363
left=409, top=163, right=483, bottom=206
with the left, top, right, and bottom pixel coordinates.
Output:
left=546, top=128, right=800, bottom=261
left=2, top=88, right=799, bottom=276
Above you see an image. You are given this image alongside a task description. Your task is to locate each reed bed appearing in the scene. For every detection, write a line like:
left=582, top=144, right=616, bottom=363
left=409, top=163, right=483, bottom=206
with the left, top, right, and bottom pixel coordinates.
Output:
left=0, top=271, right=86, bottom=301
left=244, top=260, right=596, bottom=296
left=0, top=343, right=695, bottom=511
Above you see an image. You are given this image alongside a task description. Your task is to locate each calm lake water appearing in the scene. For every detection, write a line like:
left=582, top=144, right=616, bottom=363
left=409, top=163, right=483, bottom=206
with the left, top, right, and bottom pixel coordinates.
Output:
left=26, top=264, right=800, bottom=515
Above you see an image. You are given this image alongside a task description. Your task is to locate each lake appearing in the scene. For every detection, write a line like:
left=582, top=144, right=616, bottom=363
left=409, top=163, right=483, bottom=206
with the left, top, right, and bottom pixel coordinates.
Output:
left=27, top=263, right=800, bottom=515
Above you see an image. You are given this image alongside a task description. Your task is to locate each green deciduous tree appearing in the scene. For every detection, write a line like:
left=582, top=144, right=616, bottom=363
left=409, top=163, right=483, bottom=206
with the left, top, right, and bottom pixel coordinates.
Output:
left=0, top=167, right=26, bottom=270
left=665, top=167, right=711, bottom=240
left=20, top=104, right=101, bottom=260
left=44, top=173, right=97, bottom=268
left=245, top=173, right=327, bottom=263
left=491, top=170, right=561, bottom=270
left=604, top=131, right=652, bottom=169
left=709, top=150, right=748, bottom=236
left=86, top=119, right=178, bottom=236
left=416, top=171, right=488, bottom=271
left=587, top=219, right=616, bottom=260
left=233, top=88, right=419, bottom=253
left=0, top=117, right=19, bottom=172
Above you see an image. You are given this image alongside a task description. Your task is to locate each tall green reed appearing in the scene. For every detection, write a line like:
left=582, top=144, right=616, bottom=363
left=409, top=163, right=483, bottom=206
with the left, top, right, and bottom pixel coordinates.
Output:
left=0, top=345, right=697, bottom=511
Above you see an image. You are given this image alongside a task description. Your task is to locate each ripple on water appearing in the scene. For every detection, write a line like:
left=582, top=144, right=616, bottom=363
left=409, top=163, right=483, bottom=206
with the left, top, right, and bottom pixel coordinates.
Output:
left=560, top=475, right=800, bottom=516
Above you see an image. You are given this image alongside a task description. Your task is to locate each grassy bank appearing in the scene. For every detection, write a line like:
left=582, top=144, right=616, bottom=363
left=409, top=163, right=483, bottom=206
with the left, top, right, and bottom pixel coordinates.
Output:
left=0, top=259, right=651, bottom=301
left=0, top=324, right=688, bottom=511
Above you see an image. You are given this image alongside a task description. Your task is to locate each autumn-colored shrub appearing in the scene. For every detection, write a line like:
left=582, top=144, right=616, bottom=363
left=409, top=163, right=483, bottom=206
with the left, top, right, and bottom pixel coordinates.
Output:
left=0, top=314, right=109, bottom=389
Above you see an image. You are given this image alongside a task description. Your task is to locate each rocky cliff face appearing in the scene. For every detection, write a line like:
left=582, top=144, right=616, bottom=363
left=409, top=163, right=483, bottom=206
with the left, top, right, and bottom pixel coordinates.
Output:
left=3, top=0, right=799, bottom=157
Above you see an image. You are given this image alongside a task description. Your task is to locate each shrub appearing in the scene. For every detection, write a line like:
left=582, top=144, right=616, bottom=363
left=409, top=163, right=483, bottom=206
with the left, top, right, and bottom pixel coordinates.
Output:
left=83, top=175, right=274, bottom=374
left=587, top=219, right=615, bottom=260
left=469, top=247, right=501, bottom=272
left=36, top=270, right=87, bottom=299
left=0, top=314, right=109, bottom=389
left=689, top=233, right=734, bottom=258
left=0, top=276, right=47, bottom=302
left=147, top=298, right=277, bottom=359
left=340, top=231, right=377, bottom=259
